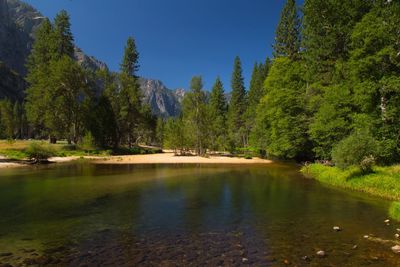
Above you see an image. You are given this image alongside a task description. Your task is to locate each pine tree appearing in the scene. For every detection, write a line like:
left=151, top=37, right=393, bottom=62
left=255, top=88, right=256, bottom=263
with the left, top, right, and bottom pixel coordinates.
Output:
left=118, top=37, right=143, bottom=147
left=209, top=77, right=228, bottom=151
left=247, top=58, right=272, bottom=148
left=273, top=0, right=301, bottom=59
left=53, top=10, right=75, bottom=59
left=302, top=0, right=372, bottom=82
left=25, top=19, right=55, bottom=138
left=0, top=99, right=14, bottom=139
left=120, top=37, right=139, bottom=77
left=228, top=56, right=247, bottom=149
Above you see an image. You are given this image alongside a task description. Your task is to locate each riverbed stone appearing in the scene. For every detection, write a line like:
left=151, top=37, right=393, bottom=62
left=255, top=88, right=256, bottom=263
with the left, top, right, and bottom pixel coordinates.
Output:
left=392, top=245, right=400, bottom=254
left=333, top=226, right=341, bottom=232
left=316, top=250, right=326, bottom=257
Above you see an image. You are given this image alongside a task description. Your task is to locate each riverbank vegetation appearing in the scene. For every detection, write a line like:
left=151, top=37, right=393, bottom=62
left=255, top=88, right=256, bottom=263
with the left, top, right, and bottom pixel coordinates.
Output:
left=302, top=164, right=400, bottom=201
left=0, top=140, right=161, bottom=161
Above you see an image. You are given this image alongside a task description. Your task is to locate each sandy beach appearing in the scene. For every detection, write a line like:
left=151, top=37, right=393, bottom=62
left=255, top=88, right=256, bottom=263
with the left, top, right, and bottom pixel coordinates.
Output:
left=94, top=153, right=272, bottom=165
left=0, top=153, right=272, bottom=169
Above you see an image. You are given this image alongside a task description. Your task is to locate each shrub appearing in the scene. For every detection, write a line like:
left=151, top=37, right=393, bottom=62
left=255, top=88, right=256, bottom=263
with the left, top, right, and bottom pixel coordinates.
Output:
left=80, top=132, right=95, bottom=152
left=26, top=142, right=56, bottom=162
left=332, top=130, right=378, bottom=173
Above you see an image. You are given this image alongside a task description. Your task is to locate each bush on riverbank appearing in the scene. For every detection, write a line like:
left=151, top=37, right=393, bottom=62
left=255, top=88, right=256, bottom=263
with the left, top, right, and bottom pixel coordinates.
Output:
left=302, top=164, right=400, bottom=200
left=331, top=130, right=378, bottom=173
left=26, top=142, right=56, bottom=162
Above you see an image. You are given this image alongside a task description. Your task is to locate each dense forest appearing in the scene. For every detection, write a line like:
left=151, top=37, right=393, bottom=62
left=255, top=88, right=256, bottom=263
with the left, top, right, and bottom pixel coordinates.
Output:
left=0, top=0, right=399, bottom=168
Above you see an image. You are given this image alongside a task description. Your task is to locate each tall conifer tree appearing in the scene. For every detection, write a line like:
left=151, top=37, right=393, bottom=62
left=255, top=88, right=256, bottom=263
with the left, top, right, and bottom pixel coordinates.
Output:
left=273, top=0, right=301, bottom=59
left=228, top=56, right=246, bottom=148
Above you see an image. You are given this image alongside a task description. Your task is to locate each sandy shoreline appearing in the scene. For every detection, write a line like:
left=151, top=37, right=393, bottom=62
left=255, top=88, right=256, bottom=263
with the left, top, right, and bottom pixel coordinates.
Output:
left=0, top=153, right=272, bottom=169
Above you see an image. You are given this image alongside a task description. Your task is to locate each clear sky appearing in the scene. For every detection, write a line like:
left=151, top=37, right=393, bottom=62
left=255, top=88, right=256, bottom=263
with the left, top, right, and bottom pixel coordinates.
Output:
left=23, top=0, right=289, bottom=91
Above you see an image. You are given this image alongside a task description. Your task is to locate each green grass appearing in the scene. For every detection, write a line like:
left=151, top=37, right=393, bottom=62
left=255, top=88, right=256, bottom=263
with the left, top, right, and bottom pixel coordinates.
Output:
left=389, top=202, right=400, bottom=221
left=301, top=164, right=400, bottom=201
left=0, top=140, right=161, bottom=160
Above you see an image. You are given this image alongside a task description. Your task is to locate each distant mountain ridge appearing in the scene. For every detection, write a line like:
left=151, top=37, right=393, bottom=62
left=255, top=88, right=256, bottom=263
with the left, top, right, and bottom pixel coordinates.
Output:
left=0, top=0, right=183, bottom=117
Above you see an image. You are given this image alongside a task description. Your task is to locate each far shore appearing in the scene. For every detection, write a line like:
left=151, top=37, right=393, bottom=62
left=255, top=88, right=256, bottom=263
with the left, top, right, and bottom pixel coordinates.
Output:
left=0, top=153, right=272, bottom=169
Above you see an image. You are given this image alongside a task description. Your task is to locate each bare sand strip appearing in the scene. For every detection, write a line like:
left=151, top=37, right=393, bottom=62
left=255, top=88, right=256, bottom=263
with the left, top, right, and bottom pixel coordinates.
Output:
left=94, top=153, right=272, bottom=165
left=0, top=153, right=272, bottom=169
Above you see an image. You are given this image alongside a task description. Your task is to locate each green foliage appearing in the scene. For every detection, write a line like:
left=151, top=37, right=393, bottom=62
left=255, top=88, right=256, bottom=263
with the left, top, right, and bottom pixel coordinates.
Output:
left=308, top=84, right=353, bottom=159
left=182, top=76, right=209, bottom=155
left=0, top=99, right=15, bottom=139
left=209, top=77, right=228, bottom=151
left=80, top=132, right=96, bottom=152
left=228, top=56, right=247, bottom=148
left=163, top=117, right=186, bottom=153
left=120, top=37, right=139, bottom=76
left=26, top=142, right=56, bottom=161
left=253, top=58, right=309, bottom=159
left=302, top=163, right=400, bottom=200
left=53, top=10, right=75, bottom=59
left=302, top=0, right=373, bottom=83
left=331, top=130, right=378, bottom=172
left=273, top=0, right=301, bottom=59
left=389, top=202, right=400, bottom=222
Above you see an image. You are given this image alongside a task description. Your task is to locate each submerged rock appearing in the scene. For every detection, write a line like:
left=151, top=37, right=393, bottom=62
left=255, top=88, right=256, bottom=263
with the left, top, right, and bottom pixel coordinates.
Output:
left=316, top=250, right=326, bottom=257
left=392, top=245, right=400, bottom=254
left=333, top=226, right=341, bottom=232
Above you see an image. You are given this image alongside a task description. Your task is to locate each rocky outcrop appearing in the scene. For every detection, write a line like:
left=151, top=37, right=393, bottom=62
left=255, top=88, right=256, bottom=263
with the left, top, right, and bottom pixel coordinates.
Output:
left=139, top=78, right=183, bottom=117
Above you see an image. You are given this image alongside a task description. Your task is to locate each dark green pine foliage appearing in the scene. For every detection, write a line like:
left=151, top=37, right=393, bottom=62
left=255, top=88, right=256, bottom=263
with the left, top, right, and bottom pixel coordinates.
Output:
left=118, top=37, right=143, bottom=147
left=209, top=77, right=228, bottom=151
left=247, top=58, right=271, bottom=148
left=53, top=10, right=75, bottom=59
left=25, top=19, right=55, bottom=137
left=120, top=37, right=140, bottom=77
left=273, top=0, right=301, bottom=59
left=302, top=0, right=372, bottom=83
left=348, top=0, right=400, bottom=163
left=228, top=56, right=247, bottom=149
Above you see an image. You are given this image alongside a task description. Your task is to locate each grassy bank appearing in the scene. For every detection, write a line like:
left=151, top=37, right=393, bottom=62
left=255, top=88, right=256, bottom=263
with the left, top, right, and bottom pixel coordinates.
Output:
left=301, top=164, right=400, bottom=201
left=0, top=140, right=161, bottom=160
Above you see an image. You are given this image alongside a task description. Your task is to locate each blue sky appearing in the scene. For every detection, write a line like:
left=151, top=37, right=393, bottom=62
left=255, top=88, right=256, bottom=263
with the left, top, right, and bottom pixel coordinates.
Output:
left=24, top=0, right=289, bottom=91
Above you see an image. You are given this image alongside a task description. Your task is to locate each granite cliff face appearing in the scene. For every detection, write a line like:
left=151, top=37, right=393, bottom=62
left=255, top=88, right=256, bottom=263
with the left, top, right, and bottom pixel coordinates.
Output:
left=0, top=0, right=184, bottom=116
left=139, top=78, right=184, bottom=117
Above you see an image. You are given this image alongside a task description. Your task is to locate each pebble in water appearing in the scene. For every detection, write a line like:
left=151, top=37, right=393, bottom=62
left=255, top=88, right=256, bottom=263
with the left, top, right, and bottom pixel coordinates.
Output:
left=395, top=234, right=400, bottom=239
left=385, top=219, right=390, bottom=223
left=392, top=245, right=400, bottom=254
left=317, top=250, right=326, bottom=257
left=333, top=226, right=341, bottom=232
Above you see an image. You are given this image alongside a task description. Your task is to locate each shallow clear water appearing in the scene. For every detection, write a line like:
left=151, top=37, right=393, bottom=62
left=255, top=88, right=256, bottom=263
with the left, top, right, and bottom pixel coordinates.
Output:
left=0, top=162, right=399, bottom=266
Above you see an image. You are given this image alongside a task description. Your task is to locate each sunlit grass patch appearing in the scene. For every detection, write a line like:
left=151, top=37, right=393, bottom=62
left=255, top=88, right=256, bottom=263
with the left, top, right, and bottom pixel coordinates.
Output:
left=302, top=164, right=400, bottom=201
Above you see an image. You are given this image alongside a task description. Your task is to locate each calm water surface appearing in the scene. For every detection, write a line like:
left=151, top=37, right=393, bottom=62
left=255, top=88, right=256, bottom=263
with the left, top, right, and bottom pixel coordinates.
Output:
left=0, top=162, right=399, bottom=266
